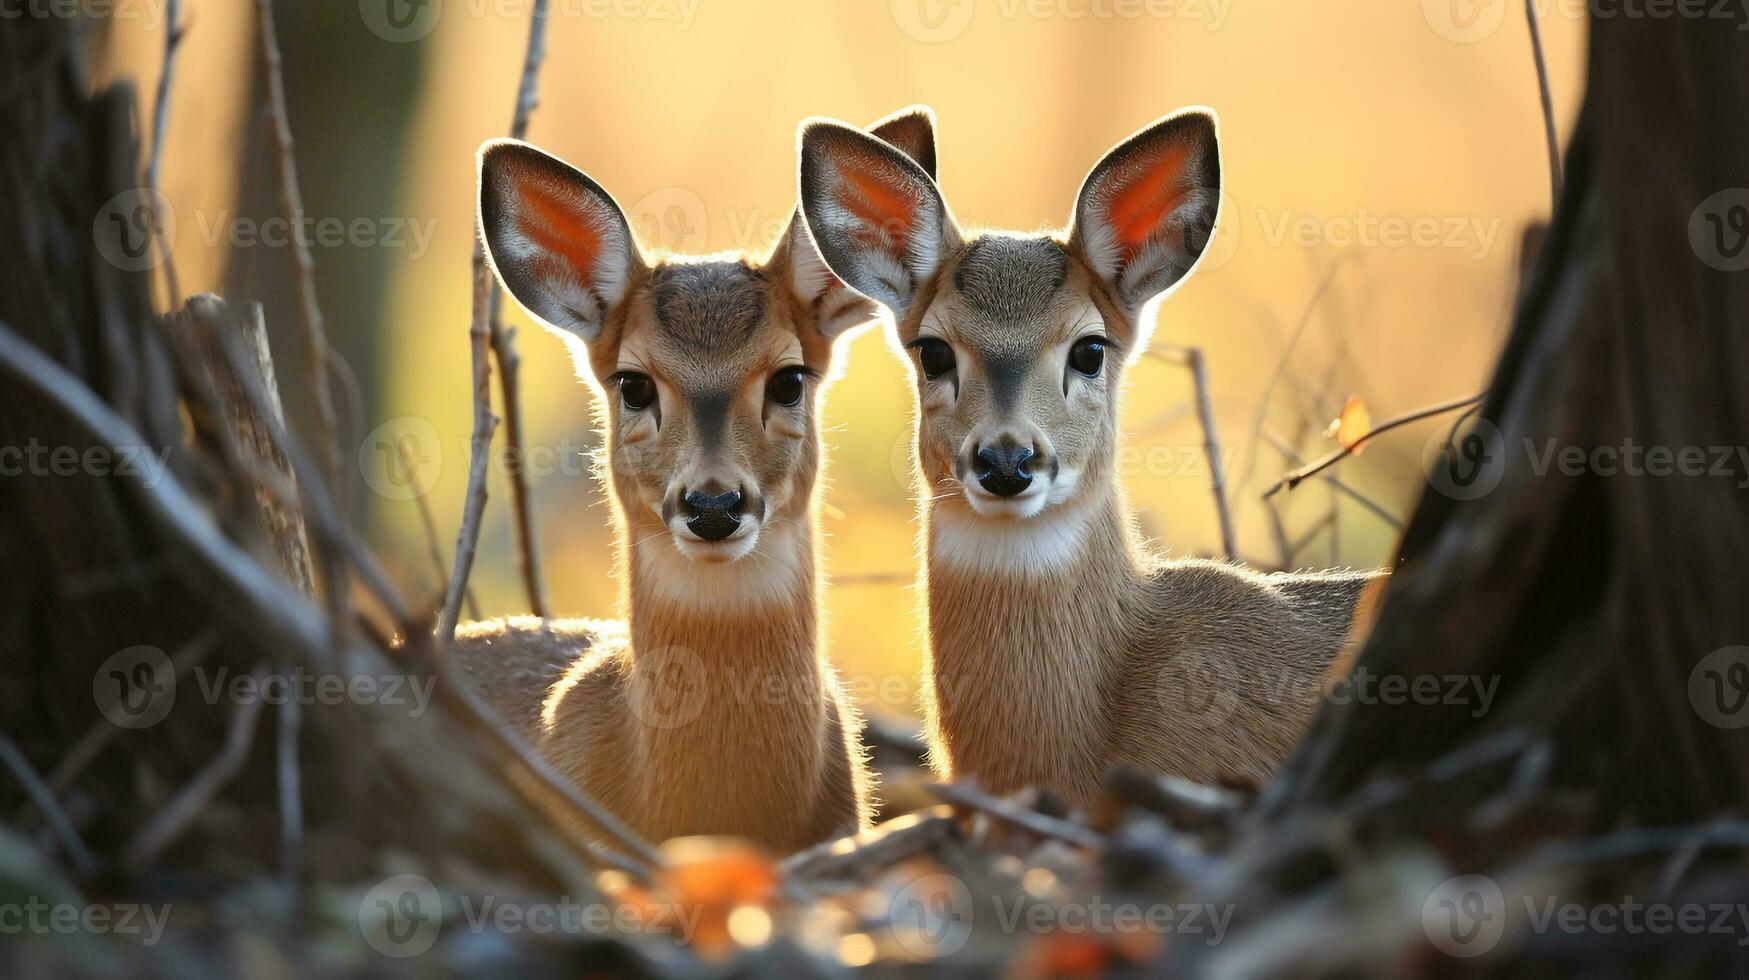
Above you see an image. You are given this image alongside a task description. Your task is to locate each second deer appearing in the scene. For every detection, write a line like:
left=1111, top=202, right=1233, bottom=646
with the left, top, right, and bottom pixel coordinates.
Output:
left=797, top=109, right=1383, bottom=805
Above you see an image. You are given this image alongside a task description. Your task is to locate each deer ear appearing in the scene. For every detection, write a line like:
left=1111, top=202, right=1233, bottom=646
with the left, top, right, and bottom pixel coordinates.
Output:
left=779, top=212, right=877, bottom=341
left=779, top=107, right=943, bottom=339
left=866, top=104, right=938, bottom=180
left=477, top=138, right=644, bottom=344
left=798, top=119, right=955, bottom=316
left=1070, top=109, right=1221, bottom=316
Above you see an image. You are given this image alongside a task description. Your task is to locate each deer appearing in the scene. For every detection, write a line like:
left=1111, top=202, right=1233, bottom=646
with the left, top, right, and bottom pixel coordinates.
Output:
left=796, top=108, right=1384, bottom=807
left=451, top=109, right=938, bottom=852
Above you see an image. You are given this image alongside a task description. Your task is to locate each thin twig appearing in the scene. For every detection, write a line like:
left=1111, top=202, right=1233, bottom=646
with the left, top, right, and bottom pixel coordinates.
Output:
left=1524, top=0, right=1562, bottom=208
left=486, top=0, right=553, bottom=618
left=508, top=0, right=550, bottom=140
left=146, top=0, right=184, bottom=308
left=399, top=435, right=479, bottom=618
left=125, top=666, right=270, bottom=870
left=1152, top=344, right=1238, bottom=558
left=1237, top=256, right=1351, bottom=490
left=1262, top=430, right=1404, bottom=530
left=0, top=735, right=95, bottom=876
left=927, top=781, right=1105, bottom=851
left=442, top=257, right=500, bottom=639
left=253, top=0, right=340, bottom=497
left=1263, top=394, right=1485, bottom=498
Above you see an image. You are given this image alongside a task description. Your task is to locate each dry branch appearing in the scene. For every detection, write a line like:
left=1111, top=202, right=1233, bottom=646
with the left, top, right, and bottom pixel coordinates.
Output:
left=1261, top=429, right=1403, bottom=530
left=486, top=0, right=554, bottom=618
left=442, top=257, right=500, bottom=639
left=1262, top=392, right=1483, bottom=498
left=1237, top=256, right=1351, bottom=490
left=1147, top=344, right=1238, bottom=557
left=253, top=0, right=341, bottom=498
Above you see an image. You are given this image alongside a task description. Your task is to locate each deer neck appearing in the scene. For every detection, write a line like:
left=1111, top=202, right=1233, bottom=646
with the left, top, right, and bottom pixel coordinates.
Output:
left=621, top=517, right=830, bottom=830
left=922, top=477, right=1140, bottom=799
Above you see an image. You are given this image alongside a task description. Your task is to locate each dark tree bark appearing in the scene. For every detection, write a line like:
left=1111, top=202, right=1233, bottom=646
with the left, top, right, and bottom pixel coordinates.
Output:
left=1266, top=7, right=1749, bottom=839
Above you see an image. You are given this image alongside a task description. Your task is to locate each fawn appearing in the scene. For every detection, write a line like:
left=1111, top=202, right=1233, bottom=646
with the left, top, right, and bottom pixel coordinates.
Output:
left=797, top=109, right=1382, bottom=805
left=452, top=110, right=938, bottom=851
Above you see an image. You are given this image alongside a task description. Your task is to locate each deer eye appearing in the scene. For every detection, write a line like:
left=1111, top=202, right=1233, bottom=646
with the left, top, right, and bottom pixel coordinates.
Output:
left=767, top=366, right=807, bottom=407
left=908, top=338, right=956, bottom=380
left=1068, top=337, right=1107, bottom=377
left=614, top=372, right=656, bottom=411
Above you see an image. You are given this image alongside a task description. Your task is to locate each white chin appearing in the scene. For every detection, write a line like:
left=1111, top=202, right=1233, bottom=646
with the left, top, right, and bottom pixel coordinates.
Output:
left=962, top=486, right=1050, bottom=520
left=670, top=523, right=760, bottom=563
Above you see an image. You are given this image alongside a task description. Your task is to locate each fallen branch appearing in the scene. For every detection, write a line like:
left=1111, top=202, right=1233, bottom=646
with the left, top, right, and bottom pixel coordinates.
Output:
left=927, top=782, right=1105, bottom=851
left=0, top=316, right=657, bottom=880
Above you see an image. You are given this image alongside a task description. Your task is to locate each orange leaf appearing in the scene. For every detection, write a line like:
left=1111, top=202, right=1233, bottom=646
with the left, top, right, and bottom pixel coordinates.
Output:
left=655, top=837, right=780, bottom=960
left=1325, top=394, right=1372, bottom=454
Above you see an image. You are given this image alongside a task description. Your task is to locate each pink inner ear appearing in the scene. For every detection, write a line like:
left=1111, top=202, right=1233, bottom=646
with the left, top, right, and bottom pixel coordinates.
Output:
left=514, top=174, right=603, bottom=284
left=836, top=158, right=917, bottom=251
left=1105, top=142, right=1193, bottom=259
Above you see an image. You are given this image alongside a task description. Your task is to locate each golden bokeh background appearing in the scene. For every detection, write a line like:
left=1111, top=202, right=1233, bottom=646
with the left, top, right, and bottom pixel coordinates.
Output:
left=103, top=0, right=1587, bottom=724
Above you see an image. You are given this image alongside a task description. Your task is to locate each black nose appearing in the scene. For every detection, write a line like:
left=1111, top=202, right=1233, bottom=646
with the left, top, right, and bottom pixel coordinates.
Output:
left=975, top=444, right=1035, bottom=498
left=680, top=488, right=744, bottom=541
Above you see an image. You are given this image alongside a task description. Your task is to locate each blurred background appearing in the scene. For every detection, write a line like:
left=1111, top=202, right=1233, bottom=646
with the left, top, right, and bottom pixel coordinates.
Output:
left=98, top=0, right=1585, bottom=730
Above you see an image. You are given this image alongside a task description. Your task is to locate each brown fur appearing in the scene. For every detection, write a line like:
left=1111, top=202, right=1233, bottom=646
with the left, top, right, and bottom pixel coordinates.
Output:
left=797, top=111, right=1387, bottom=805
left=449, top=228, right=873, bottom=850
left=913, top=244, right=1381, bottom=802
left=453, top=112, right=937, bottom=851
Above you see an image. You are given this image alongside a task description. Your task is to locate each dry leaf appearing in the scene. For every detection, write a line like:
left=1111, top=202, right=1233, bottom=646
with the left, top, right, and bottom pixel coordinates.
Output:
left=1325, top=394, right=1373, bottom=454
